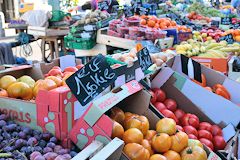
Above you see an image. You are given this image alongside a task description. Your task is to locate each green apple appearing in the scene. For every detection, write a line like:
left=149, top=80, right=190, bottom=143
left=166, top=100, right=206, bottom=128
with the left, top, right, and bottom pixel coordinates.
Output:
left=17, top=76, right=35, bottom=88
left=201, top=33, right=207, bottom=38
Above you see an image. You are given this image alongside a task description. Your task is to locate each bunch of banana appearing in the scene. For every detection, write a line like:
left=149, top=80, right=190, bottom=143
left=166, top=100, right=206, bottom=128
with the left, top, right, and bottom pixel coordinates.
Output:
left=175, top=39, right=240, bottom=58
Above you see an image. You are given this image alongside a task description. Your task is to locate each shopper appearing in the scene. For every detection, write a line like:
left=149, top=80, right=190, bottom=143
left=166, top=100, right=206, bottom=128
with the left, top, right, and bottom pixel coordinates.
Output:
left=79, top=0, right=119, bottom=13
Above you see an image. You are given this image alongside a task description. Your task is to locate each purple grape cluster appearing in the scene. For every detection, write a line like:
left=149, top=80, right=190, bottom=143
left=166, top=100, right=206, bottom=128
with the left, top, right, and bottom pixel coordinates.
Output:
left=0, top=113, right=78, bottom=160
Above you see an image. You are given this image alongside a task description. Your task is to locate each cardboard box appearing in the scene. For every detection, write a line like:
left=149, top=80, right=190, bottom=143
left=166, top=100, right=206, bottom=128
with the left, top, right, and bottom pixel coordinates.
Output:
left=191, top=56, right=231, bottom=74
left=70, top=80, right=220, bottom=159
left=228, top=56, right=240, bottom=81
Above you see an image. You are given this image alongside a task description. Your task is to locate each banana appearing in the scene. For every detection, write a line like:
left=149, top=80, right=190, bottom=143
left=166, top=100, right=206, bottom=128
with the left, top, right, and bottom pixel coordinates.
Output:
left=206, top=50, right=225, bottom=58
left=206, top=43, right=220, bottom=50
left=220, top=47, right=240, bottom=53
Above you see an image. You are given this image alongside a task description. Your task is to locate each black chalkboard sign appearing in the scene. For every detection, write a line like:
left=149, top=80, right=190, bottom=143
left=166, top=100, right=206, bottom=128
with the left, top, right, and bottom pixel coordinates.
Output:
left=231, top=22, right=240, bottom=29
left=137, top=47, right=153, bottom=71
left=221, top=17, right=232, bottom=25
left=123, top=5, right=134, bottom=17
left=135, top=7, right=150, bottom=16
left=211, top=20, right=220, bottom=27
left=219, top=34, right=234, bottom=44
left=131, top=0, right=142, bottom=9
left=98, top=0, right=109, bottom=11
left=66, top=54, right=117, bottom=106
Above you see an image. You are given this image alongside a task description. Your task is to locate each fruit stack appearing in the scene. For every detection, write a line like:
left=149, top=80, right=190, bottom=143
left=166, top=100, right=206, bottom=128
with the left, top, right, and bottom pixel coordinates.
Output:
left=187, top=12, right=211, bottom=24
left=175, top=38, right=240, bottom=58
left=110, top=107, right=209, bottom=160
left=0, top=113, right=78, bottom=160
left=0, top=65, right=84, bottom=101
left=150, top=88, right=227, bottom=152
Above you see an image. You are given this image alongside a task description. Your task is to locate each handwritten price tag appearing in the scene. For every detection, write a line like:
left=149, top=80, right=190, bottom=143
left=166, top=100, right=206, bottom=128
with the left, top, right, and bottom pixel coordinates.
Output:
left=219, top=34, right=234, bottom=44
left=137, top=47, right=153, bottom=72
left=66, top=54, right=117, bottom=106
left=123, top=5, right=134, bottom=17
left=98, top=0, right=109, bottom=11
left=221, top=17, right=232, bottom=25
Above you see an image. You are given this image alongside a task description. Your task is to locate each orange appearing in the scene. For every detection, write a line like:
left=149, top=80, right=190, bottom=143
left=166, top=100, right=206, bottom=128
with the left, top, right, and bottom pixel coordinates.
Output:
left=235, top=35, right=240, bottom=42
left=163, top=150, right=181, bottom=160
left=171, top=21, right=177, bottom=26
left=148, top=20, right=156, bottom=27
left=141, top=19, right=147, bottom=25
left=154, top=23, right=160, bottom=29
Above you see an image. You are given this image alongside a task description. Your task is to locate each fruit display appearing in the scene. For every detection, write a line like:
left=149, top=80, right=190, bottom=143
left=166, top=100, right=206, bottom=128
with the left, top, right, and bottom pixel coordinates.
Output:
left=175, top=38, right=240, bottom=58
left=187, top=2, right=224, bottom=18
left=197, top=28, right=225, bottom=42
left=187, top=12, right=211, bottom=24
left=150, top=88, right=227, bottom=151
left=0, top=113, right=78, bottom=160
left=223, top=29, right=240, bottom=42
left=140, top=16, right=191, bottom=32
left=73, top=10, right=110, bottom=25
left=110, top=106, right=208, bottom=160
left=0, top=65, right=84, bottom=100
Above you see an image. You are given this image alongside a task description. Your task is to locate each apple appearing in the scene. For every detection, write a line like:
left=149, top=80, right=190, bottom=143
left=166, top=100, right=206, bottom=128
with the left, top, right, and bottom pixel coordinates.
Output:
left=181, top=113, right=200, bottom=129
left=153, top=88, right=166, bottom=102
left=154, top=102, right=167, bottom=112
left=183, top=125, right=198, bottom=137
left=164, top=99, right=177, bottom=112
left=174, top=109, right=185, bottom=121
left=149, top=90, right=157, bottom=104
left=199, top=122, right=212, bottom=132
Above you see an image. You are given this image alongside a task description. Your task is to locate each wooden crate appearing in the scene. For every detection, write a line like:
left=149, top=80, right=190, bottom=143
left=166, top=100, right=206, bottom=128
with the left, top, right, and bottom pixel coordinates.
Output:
left=28, top=26, right=69, bottom=37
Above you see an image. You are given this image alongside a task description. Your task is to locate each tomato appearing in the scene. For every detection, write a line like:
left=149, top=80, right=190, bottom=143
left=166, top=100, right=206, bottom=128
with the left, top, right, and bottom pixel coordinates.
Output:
left=152, top=133, right=172, bottom=153
left=188, top=139, right=203, bottom=148
left=153, top=88, right=166, bottom=102
left=149, top=154, right=167, bottom=160
left=188, top=134, right=198, bottom=140
left=163, top=99, right=177, bottom=112
left=33, top=79, right=57, bottom=97
left=76, top=64, right=84, bottom=70
left=174, top=109, right=185, bottom=121
left=150, top=90, right=157, bottom=104
left=213, top=136, right=226, bottom=151
left=198, top=130, right=213, bottom=141
left=124, top=143, right=150, bottom=160
left=176, top=125, right=184, bottom=132
left=111, top=121, right=124, bottom=139
left=0, top=88, right=8, bottom=97
left=181, top=114, right=200, bottom=129
left=141, top=139, right=154, bottom=155
left=124, top=115, right=149, bottom=136
left=154, top=102, right=166, bottom=112
left=48, top=69, right=63, bottom=78
left=123, top=128, right=143, bottom=144
left=199, top=138, right=214, bottom=151
left=0, top=75, right=17, bottom=90
left=181, top=146, right=207, bottom=160
left=145, top=130, right=157, bottom=142
left=156, top=118, right=176, bottom=136
left=63, top=67, right=78, bottom=73
left=62, top=72, right=74, bottom=85
left=199, top=122, right=212, bottom=132
left=191, top=74, right=207, bottom=87
left=45, top=76, right=63, bottom=87
left=183, top=126, right=198, bottom=137
left=213, top=84, right=231, bottom=100
left=211, top=125, right=223, bottom=136
left=171, top=131, right=188, bottom=152
left=110, top=107, right=125, bottom=125
left=161, top=109, right=179, bottom=124
left=163, top=150, right=181, bottom=160
left=7, top=82, right=33, bottom=100
left=52, top=66, right=61, bottom=71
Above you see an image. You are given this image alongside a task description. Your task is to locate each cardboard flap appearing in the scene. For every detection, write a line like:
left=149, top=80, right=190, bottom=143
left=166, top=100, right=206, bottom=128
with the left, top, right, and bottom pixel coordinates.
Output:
left=84, top=80, right=143, bottom=127
left=151, top=67, right=175, bottom=89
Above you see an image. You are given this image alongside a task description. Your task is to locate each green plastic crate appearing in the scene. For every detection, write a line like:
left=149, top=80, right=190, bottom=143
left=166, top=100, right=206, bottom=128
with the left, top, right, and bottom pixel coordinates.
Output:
left=64, top=36, right=96, bottom=50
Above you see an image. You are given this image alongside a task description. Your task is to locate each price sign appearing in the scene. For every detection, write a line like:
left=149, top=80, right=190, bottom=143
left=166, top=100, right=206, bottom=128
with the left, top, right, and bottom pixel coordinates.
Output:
left=131, top=0, right=142, bottom=10
left=231, top=22, right=240, bottom=29
left=66, top=54, right=117, bottom=106
left=221, top=17, right=232, bottom=25
left=123, top=5, right=134, bottom=17
left=137, top=47, right=153, bottom=71
left=135, top=7, right=150, bottom=16
left=211, top=20, right=220, bottom=28
left=219, top=34, right=234, bottom=44
left=98, top=0, right=109, bottom=11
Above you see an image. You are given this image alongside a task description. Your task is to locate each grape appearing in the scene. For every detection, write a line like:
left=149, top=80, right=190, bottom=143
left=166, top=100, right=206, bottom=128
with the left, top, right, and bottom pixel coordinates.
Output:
left=49, top=137, right=57, bottom=143
left=43, top=147, right=53, bottom=154
left=27, top=137, right=38, bottom=146
left=25, top=146, right=34, bottom=156
left=42, top=133, right=51, bottom=141
left=7, top=120, right=15, bottom=125
left=11, top=131, right=18, bottom=137
left=57, top=149, right=69, bottom=155
left=5, top=124, right=17, bottom=132
left=34, top=146, right=43, bottom=153
left=18, top=131, right=27, bottom=139
left=38, top=140, right=47, bottom=148
left=0, top=136, right=3, bottom=141
left=2, top=132, right=11, bottom=139
left=3, top=146, right=14, bottom=152
left=15, top=139, right=26, bottom=149
left=0, top=120, right=6, bottom=127
left=43, top=152, right=58, bottom=160
left=54, top=155, right=65, bottom=160
left=30, top=151, right=42, bottom=160
left=23, top=127, right=32, bottom=135
left=34, top=155, right=45, bottom=160
left=34, top=135, right=41, bottom=141
left=62, top=154, right=71, bottom=160
left=33, top=130, right=41, bottom=135
left=46, top=142, right=55, bottom=149
left=54, top=145, right=62, bottom=153
left=0, top=114, right=7, bottom=120
left=70, top=151, right=78, bottom=157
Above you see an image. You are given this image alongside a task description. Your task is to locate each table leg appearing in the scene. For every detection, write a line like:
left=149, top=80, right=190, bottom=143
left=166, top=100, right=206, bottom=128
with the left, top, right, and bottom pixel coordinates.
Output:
left=49, top=41, right=54, bottom=60
left=41, top=39, right=46, bottom=62
left=54, top=39, right=59, bottom=58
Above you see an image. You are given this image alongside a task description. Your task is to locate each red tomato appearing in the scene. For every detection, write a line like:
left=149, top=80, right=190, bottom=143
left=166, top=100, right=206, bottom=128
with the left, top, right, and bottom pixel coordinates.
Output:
left=183, top=126, right=198, bottom=137
left=174, top=109, right=185, bottom=121
left=161, top=109, right=179, bottom=124
left=153, top=88, right=166, bottom=102
left=76, top=64, right=84, bottom=70
left=188, top=134, right=198, bottom=140
left=213, top=136, right=226, bottom=151
left=149, top=90, right=157, bottom=104
left=154, top=102, right=167, bottom=112
left=176, top=125, right=184, bottom=132
left=181, top=114, right=200, bottom=129
left=199, top=138, right=214, bottom=151
left=199, top=122, right=212, bottom=132
left=211, top=125, right=223, bottom=136
left=164, top=99, right=177, bottom=112
left=198, top=130, right=213, bottom=141
left=63, top=67, right=78, bottom=73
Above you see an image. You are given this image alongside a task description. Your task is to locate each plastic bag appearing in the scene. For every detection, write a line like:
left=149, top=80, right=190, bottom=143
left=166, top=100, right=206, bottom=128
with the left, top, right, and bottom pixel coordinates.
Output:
left=21, top=10, right=52, bottom=27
